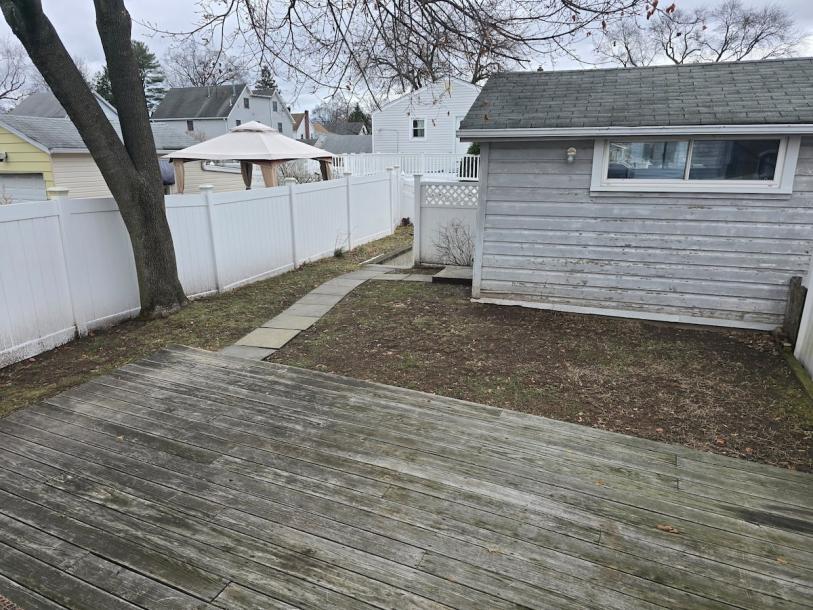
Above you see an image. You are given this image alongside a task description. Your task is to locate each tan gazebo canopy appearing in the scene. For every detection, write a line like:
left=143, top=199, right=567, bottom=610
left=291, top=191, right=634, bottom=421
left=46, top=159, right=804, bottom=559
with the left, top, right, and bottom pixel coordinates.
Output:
left=164, top=121, right=334, bottom=193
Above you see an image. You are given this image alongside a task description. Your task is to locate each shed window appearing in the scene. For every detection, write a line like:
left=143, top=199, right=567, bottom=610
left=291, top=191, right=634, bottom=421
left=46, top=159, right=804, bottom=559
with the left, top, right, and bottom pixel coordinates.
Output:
left=277, top=122, right=283, bottom=133
left=592, top=136, right=797, bottom=194
left=235, top=119, right=241, bottom=126
left=411, top=118, right=426, bottom=139
left=243, top=98, right=250, bottom=109
left=186, top=120, right=194, bottom=132
left=273, top=101, right=278, bottom=112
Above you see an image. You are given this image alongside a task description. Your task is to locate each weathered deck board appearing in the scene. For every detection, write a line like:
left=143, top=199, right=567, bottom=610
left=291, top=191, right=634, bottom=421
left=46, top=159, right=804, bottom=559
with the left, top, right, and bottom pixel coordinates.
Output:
left=0, top=346, right=811, bottom=609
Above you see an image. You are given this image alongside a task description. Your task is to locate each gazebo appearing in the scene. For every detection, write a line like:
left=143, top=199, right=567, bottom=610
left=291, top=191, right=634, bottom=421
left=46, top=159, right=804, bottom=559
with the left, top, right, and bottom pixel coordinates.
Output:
left=164, top=121, right=334, bottom=193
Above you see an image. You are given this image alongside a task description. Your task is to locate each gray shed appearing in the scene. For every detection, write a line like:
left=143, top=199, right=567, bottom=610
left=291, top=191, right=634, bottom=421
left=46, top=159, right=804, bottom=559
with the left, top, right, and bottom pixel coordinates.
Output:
left=459, top=58, right=813, bottom=330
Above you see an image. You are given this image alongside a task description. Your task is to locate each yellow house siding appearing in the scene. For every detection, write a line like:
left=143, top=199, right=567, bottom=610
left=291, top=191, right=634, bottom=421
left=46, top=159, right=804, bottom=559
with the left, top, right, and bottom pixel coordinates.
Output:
left=0, top=126, right=54, bottom=188
left=51, top=153, right=112, bottom=198
left=174, top=161, right=248, bottom=194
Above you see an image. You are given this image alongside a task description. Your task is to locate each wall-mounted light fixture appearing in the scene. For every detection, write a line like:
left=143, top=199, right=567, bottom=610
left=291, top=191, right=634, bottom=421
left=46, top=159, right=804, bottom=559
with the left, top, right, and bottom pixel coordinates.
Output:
left=566, top=147, right=577, bottom=163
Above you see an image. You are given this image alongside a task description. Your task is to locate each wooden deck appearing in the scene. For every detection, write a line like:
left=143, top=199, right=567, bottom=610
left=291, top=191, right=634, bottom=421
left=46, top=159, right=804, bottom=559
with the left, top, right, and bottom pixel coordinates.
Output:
left=0, top=346, right=811, bottom=609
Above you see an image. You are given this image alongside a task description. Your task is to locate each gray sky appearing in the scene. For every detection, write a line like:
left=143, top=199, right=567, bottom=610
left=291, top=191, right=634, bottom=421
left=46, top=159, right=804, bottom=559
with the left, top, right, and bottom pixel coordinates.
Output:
left=1, top=0, right=811, bottom=112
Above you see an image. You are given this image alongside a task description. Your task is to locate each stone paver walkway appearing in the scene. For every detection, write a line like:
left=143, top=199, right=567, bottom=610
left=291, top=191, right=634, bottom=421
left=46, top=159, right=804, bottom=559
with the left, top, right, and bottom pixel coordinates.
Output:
left=222, top=262, right=467, bottom=361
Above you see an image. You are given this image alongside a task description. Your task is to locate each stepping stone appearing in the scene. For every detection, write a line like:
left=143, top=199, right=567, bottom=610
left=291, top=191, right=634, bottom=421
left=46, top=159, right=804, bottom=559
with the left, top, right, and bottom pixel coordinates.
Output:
left=320, top=278, right=366, bottom=289
left=433, top=265, right=473, bottom=285
left=262, top=314, right=318, bottom=330
left=296, top=292, right=346, bottom=306
left=220, top=345, right=276, bottom=360
left=236, top=327, right=301, bottom=349
left=285, top=303, right=335, bottom=318
left=341, top=269, right=383, bottom=280
left=402, top=274, right=435, bottom=282
left=371, top=274, right=407, bottom=280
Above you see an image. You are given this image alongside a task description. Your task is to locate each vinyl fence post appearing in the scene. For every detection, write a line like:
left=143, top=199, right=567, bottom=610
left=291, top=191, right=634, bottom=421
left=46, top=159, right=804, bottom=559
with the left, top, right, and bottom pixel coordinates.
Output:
left=200, top=184, right=223, bottom=292
left=285, top=177, right=299, bottom=267
left=393, top=164, right=401, bottom=226
left=412, top=173, right=422, bottom=265
left=385, top=166, right=395, bottom=232
left=49, top=187, right=83, bottom=334
left=344, top=171, right=353, bottom=251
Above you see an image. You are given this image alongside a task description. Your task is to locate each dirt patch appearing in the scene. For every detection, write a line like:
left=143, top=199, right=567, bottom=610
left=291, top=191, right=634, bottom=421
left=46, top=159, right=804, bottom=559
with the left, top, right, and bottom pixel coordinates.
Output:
left=274, top=281, right=813, bottom=471
left=0, top=227, right=413, bottom=418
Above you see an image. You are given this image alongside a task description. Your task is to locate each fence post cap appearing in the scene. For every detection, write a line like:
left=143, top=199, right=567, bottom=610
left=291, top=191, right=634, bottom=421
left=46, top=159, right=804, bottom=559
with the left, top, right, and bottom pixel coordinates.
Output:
left=199, top=184, right=215, bottom=192
left=283, top=177, right=297, bottom=186
left=343, top=171, right=352, bottom=177
left=47, top=186, right=70, bottom=199
left=392, top=164, right=400, bottom=170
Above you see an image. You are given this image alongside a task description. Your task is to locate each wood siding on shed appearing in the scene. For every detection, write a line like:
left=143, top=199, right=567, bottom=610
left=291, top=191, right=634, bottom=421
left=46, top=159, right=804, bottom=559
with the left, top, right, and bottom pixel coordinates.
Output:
left=476, top=138, right=813, bottom=329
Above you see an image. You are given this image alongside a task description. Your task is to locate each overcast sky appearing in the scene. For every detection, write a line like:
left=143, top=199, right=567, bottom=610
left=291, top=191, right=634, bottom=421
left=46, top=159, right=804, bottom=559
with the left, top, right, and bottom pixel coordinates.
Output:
left=1, top=0, right=811, bottom=112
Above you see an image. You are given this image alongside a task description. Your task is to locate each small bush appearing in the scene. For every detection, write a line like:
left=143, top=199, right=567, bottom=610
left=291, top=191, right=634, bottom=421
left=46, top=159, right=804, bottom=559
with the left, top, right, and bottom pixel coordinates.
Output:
left=433, top=219, right=474, bottom=266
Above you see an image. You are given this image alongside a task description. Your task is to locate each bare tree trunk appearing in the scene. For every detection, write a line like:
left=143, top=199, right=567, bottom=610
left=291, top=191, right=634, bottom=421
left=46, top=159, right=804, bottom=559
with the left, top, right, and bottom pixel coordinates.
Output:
left=0, top=0, right=186, bottom=316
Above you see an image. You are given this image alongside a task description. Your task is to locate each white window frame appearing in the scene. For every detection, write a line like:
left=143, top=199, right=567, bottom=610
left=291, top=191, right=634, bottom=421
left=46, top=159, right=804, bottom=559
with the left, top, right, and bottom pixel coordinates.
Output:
left=410, top=117, right=427, bottom=140
left=590, top=135, right=801, bottom=195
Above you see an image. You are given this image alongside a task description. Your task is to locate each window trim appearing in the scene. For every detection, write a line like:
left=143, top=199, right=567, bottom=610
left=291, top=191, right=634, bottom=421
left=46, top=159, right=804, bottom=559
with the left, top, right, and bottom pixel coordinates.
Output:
left=243, top=97, right=250, bottom=109
left=410, top=117, right=427, bottom=140
left=590, top=135, right=801, bottom=195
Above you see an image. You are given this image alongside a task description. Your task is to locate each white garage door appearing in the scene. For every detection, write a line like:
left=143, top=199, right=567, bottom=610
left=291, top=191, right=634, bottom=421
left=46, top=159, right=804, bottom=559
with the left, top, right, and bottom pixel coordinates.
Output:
left=0, top=173, right=47, bottom=203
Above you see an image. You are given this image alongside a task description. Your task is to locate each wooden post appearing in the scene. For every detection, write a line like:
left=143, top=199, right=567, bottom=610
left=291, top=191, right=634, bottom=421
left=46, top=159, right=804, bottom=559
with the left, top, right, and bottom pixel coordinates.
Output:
left=412, top=173, right=422, bottom=265
left=200, top=184, right=223, bottom=293
left=286, top=177, right=299, bottom=267
left=344, top=171, right=353, bottom=251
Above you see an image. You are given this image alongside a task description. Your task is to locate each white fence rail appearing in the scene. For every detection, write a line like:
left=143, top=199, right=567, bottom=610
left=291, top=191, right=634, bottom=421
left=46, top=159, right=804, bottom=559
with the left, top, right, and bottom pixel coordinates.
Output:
left=794, top=265, right=813, bottom=376
left=333, top=153, right=479, bottom=181
left=0, top=171, right=399, bottom=368
left=413, top=177, right=479, bottom=266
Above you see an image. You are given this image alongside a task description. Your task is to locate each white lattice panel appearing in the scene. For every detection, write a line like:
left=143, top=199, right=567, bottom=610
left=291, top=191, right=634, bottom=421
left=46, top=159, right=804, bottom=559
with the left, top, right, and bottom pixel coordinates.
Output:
left=422, top=183, right=479, bottom=208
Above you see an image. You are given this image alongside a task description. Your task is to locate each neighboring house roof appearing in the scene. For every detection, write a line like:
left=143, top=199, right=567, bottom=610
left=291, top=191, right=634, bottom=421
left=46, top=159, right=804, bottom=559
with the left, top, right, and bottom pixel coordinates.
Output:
left=291, top=112, right=306, bottom=131
left=329, top=121, right=368, bottom=135
left=152, top=84, right=247, bottom=119
left=0, top=114, right=197, bottom=153
left=312, top=123, right=330, bottom=135
left=10, top=90, right=118, bottom=118
left=315, top=134, right=372, bottom=154
left=461, top=58, right=813, bottom=133
left=252, top=88, right=277, bottom=98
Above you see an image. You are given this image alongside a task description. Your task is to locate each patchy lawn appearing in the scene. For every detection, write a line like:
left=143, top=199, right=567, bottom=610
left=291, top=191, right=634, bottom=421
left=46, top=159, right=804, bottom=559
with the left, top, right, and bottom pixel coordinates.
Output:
left=275, top=280, right=813, bottom=471
left=0, top=227, right=412, bottom=418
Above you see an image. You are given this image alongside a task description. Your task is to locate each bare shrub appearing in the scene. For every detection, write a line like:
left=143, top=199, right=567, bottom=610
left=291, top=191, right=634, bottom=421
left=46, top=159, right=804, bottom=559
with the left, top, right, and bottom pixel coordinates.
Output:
left=433, top=220, right=474, bottom=266
left=278, top=161, right=322, bottom=184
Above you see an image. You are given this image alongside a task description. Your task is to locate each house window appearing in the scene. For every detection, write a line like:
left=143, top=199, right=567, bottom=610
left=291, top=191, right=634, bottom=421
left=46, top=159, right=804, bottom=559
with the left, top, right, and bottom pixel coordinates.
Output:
left=235, top=119, right=241, bottom=126
left=411, top=118, right=426, bottom=139
left=273, top=101, right=278, bottom=112
left=243, top=98, right=250, bottom=109
left=277, top=122, right=283, bottom=132
left=186, top=120, right=194, bottom=132
left=592, top=136, right=798, bottom=194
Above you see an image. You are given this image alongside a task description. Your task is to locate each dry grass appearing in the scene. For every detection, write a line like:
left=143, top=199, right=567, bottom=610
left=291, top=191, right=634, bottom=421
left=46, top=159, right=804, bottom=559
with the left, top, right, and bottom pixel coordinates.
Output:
left=0, top=226, right=412, bottom=418
left=276, top=280, right=813, bottom=471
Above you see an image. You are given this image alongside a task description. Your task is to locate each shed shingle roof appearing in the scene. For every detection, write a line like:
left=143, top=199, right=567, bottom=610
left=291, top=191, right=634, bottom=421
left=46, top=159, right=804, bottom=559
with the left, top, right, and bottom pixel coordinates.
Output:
left=152, top=84, right=246, bottom=119
left=0, top=115, right=197, bottom=152
left=460, top=58, right=813, bottom=132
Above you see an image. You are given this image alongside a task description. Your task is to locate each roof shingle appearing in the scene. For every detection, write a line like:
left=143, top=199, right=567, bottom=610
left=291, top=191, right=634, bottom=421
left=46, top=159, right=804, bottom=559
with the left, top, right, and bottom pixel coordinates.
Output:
left=460, top=58, right=813, bottom=131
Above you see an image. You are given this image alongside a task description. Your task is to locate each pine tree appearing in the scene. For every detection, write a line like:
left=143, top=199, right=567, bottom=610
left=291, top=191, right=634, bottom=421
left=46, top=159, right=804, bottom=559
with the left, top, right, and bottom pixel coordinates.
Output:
left=255, top=64, right=277, bottom=92
left=348, top=103, right=371, bottom=131
left=93, top=40, right=165, bottom=113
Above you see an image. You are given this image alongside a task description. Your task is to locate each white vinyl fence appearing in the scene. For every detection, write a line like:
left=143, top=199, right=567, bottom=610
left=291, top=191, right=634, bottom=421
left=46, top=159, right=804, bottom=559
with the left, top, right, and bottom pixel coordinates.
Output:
left=333, top=153, right=479, bottom=181
left=413, top=177, right=479, bottom=266
left=0, top=171, right=399, bottom=367
left=794, top=264, right=813, bottom=376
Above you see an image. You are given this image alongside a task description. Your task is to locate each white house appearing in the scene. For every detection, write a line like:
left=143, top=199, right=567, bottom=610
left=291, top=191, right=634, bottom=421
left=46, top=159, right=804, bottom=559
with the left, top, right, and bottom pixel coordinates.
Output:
left=151, top=84, right=296, bottom=140
left=372, top=78, right=480, bottom=155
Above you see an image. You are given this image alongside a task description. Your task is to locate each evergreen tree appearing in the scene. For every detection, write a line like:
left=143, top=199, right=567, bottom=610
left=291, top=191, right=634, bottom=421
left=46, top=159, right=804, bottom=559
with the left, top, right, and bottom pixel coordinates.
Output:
left=93, top=40, right=165, bottom=113
left=348, top=103, right=371, bottom=131
left=255, top=64, right=277, bottom=92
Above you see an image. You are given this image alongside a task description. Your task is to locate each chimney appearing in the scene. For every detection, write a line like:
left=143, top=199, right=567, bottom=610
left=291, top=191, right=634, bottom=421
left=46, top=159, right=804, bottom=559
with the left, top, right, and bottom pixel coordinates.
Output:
left=304, top=109, right=310, bottom=140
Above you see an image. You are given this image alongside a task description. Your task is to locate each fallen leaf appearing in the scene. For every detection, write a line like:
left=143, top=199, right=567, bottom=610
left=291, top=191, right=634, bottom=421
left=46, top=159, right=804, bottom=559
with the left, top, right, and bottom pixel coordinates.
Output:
left=595, top=479, right=606, bottom=486
left=776, top=556, right=787, bottom=565
left=656, top=524, right=680, bottom=534
left=715, top=436, right=727, bottom=446
left=655, top=427, right=664, bottom=434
